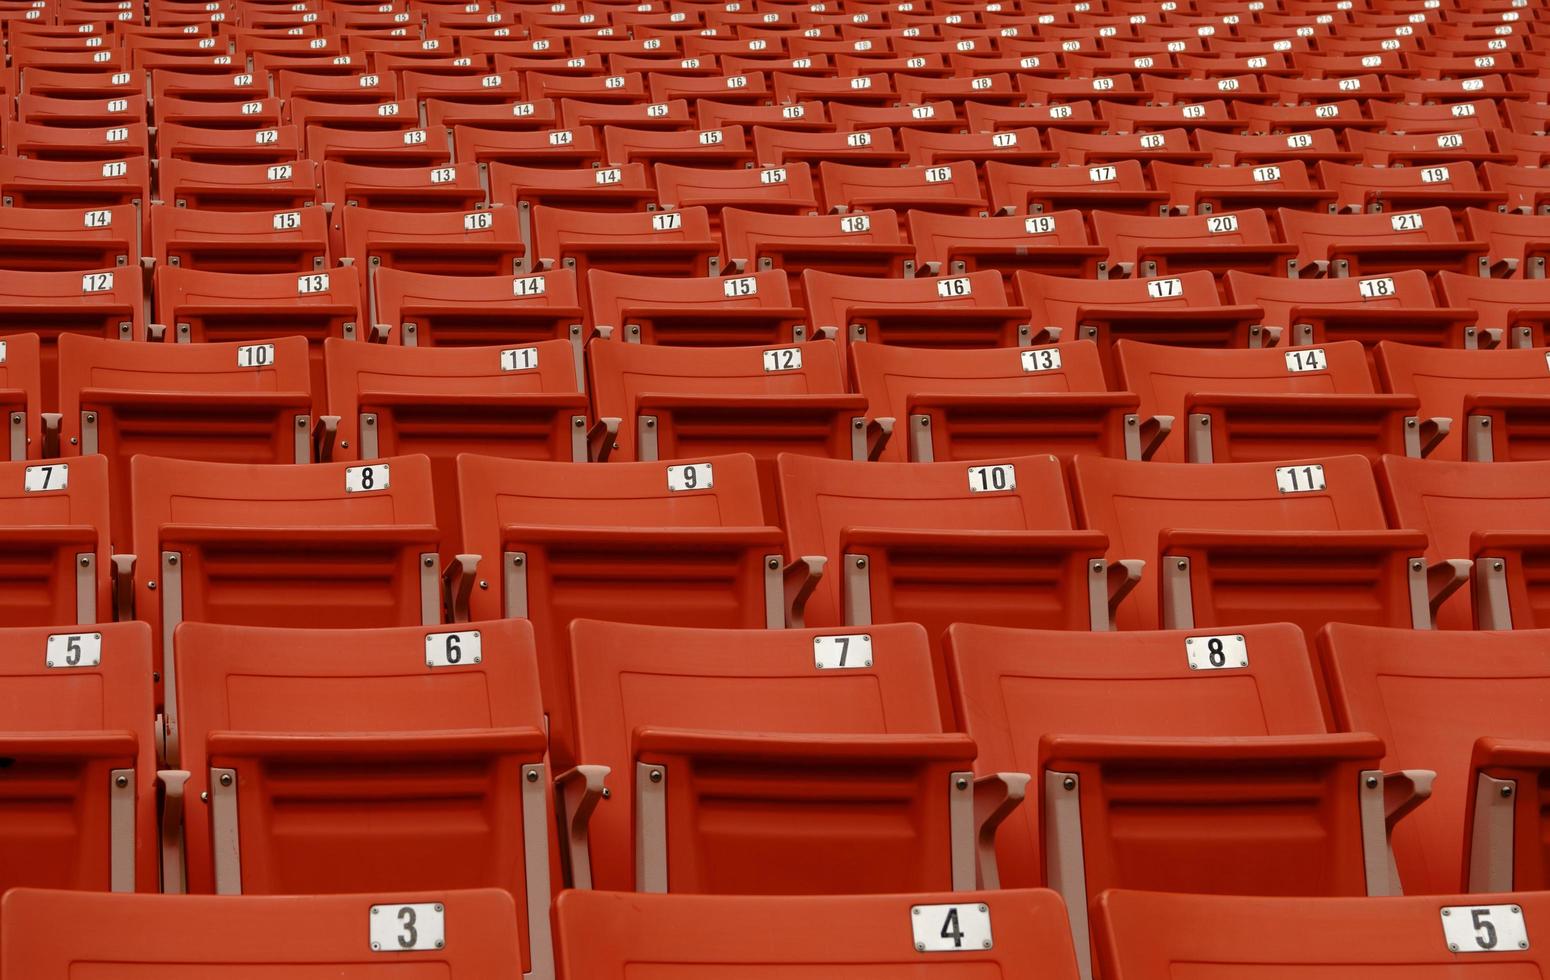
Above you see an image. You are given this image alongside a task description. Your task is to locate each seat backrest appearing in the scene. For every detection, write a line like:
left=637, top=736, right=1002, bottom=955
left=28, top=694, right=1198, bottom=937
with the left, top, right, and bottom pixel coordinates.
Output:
left=0, top=621, right=155, bottom=892
left=1437, top=269, right=1550, bottom=333
left=558, top=888, right=1081, bottom=979
left=1097, top=888, right=1550, bottom=977
left=1378, top=454, right=1550, bottom=562
left=1092, top=208, right=1277, bottom=265
left=1375, top=341, right=1550, bottom=461
left=1318, top=160, right=1484, bottom=210
left=587, top=267, right=795, bottom=332
left=1320, top=622, right=1550, bottom=895
left=1194, top=128, right=1344, bottom=164
left=371, top=267, right=583, bottom=347
left=947, top=621, right=1321, bottom=887
left=908, top=209, right=1094, bottom=268
left=1277, top=206, right=1461, bottom=267
left=0, top=204, right=139, bottom=271
left=531, top=204, right=718, bottom=270
left=722, top=207, right=905, bottom=266
left=569, top=619, right=942, bottom=891
left=340, top=205, right=524, bottom=276
left=151, top=203, right=330, bottom=274
left=1224, top=267, right=1434, bottom=329
left=1016, top=268, right=1220, bottom=332
left=804, top=267, right=1011, bottom=328
left=1074, top=454, right=1393, bottom=628
left=654, top=161, right=817, bottom=210
left=1, top=888, right=523, bottom=976
left=154, top=266, right=364, bottom=340
left=0, top=453, right=110, bottom=626
left=0, top=333, right=42, bottom=458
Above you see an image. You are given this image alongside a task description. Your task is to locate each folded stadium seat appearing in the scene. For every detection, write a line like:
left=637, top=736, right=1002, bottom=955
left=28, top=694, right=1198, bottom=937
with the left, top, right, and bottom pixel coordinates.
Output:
left=700, top=100, right=830, bottom=136
left=721, top=209, right=913, bottom=308
left=324, top=162, right=486, bottom=249
left=850, top=340, right=1162, bottom=464
left=130, top=454, right=451, bottom=743
left=7, top=120, right=150, bottom=163
left=1015, top=269, right=1265, bottom=382
left=0, top=203, right=138, bottom=272
left=398, top=68, right=526, bottom=108
left=1369, top=98, right=1504, bottom=134
left=529, top=205, right=721, bottom=289
left=456, top=452, right=811, bottom=764
left=1096, top=889, right=1550, bottom=978
left=777, top=453, right=1137, bottom=717
left=286, top=98, right=422, bottom=136
left=1508, top=99, right=1550, bottom=136
left=820, top=105, right=959, bottom=139
left=1091, top=208, right=1299, bottom=278
left=564, top=98, right=697, bottom=132
left=0, top=622, right=156, bottom=895
left=451, top=125, right=605, bottom=170
left=164, top=621, right=555, bottom=974
left=1148, top=160, right=1337, bottom=216
left=0, top=156, right=150, bottom=214
left=1277, top=206, right=1490, bottom=278
left=158, top=159, right=322, bottom=213
left=150, top=205, right=330, bottom=274
left=0, top=265, right=146, bottom=400
left=1465, top=208, right=1550, bottom=279
left=773, top=71, right=899, bottom=107
left=1, top=888, right=523, bottom=976
left=323, top=336, right=587, bottom=546
left=985, top=160, right=1168, bottom=217
left=1321, top=622, right=1550, bottom=895
left=1317, top=161, right=1507, bottom=218
left=1376, top=341, right=1550, bottom=462
left=1115, top=338, right=1444, bottom=463
left=1195, top=128, right=1358, bottom=167
left=486, top=161, right=655, bottom=214
left=647, top=70, right=773, bottom=105
left=963, top=100, right=1103, bottom=135
left=1266, top=75, right=1393, bottom=107
left=654, top=162, right=819, bottom=233
left=948, top=622, right=1413, bottom=977
left=1224, top=268, right=1479, bottom=350
left=1345, top=129, right=1511, bottom=169
left=1379, top=455, right=1550, bottom=630
left=1099, top=100, right=1239, bottom=136
left=427, top=97, right=560, bottom=132
left=899, top=128, right=1057, bottom=170
left=1482, top=162, right=1550, bottom=217
left=17, top=91, right=148, bottom=128
left=1019, top=73, right=1145, bottom=106
left=558, top=888, right=1080, bottom=978
left=341, top=205, right=525, bottom=276
left=818, top=161, right=988, bottom=217
left=0, top=332, right=40, bottom=459
left=304, top=125, right=457, bottom=170
left=1143, top=72, right=1272, bottom=105
left=588, top=268, right=806, bottom=346
left=562, top=619, right=1027, bottom=893
left=1074, top=453, right=1463, bottom=632
left=1236, top=100, right=1377, bottom=135
left=1047, top=128, right=1208, bottom=167
left=751, top=126, right=908, bottom=169
left=805, top=268, right=1035, bottom=355
left=57, top=333, right=314, bottom=549
left=908, top=210, right=1109, bottom=281
left=527, top=70, right=648, bottom=105
left=600, top=125, right=753, bottom=169
left=1437, top=270, right=1550, bottom=350
left=0, top=450, right=112, bottom=623
left=154, top=121, right=300, bottom=167
left=370, top=268, right=586, bottom=357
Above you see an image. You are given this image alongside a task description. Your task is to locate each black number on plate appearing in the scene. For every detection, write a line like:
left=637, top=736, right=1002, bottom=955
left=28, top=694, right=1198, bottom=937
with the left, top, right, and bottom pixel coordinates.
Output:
left=940, top=908, right=964, bottom=948
left=397, top=906, right=418, bottom=949
left=1473, top=909, right=1499, bottom=950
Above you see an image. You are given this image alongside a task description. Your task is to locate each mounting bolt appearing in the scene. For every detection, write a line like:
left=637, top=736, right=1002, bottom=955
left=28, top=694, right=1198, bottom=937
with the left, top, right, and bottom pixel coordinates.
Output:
left=435, top=904, right=443, bottom=913
left=1411, top=561, right=1423, bottom=572
left=1480, top=418, right=1491, bottom=427
left=365, top=417, right=375, bottom=426
left=1198, top=417, right=1208, bottom=426
left=919, top=417, right=929, bottom=427
left=1495, top=561, right=1504, bottom=571
left=1366, top=775, right=1379, bottom=789
left=147, top=582, right=156, bottom=590
left=220, top=773, right=233, bottom=787
left=855, top=557, right=866, bottom=569
left=645, top=418, right=655, bottom=428
left=1176, top=559, right=1187, bottom=570
left=115, top=774, right=128, bottom=787
left=768, top=558, right=779, bottom=569
left=1062, top=777, right=1076, bottom=791
left=573, top=418, right=584, bottom=427
left=79, top=556, right=90, bottom=567
left=649, top=769, right=663, bottom=783
left=167, top=555, right=178, bottom=566
left=512, top=555, right=524, bottom=566
left=423, top=557, right=434, bottom=567
left=853, top=419, right=863, bottom=429
left=1502, top=784, right=1515, bottom=798
left=1406, top=418, right=1416, bottom=428
left=955, top=777, right=968, bottom=790
left=296, top=418, right=306, bottom=428
left=1092, top=561, right=1103, bottom=571
left=479, top=580, right=488, bottom=589
left=526, top=769, right=539, bottom=783
left=601, top=787, right=611, bottom=799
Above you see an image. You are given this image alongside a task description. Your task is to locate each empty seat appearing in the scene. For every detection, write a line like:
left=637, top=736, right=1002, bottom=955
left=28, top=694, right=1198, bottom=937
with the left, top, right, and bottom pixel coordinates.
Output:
left=1077, top=453, right=1464, bottom=633
left=1, top=888, right=523, bottom=977
left=602, top=125, right=754, bottom=170
left=850, top=340, right=1158, bottom=463
left=1438, top=270, right=1550, bottom=350
left=370, top=267, right=586, bottom=353
left=1196, top=128, right=1357, bottom=167
left=1115, top=339, right=1441, bottom=463
left=1379, top=455, right=1550, bottom=630
left=1347, top=129, right=1504, bottom=169
left=804, top=269, right=1034, bottom=353
left=0, top=333, right=40, bottom=460
left=1322, top=622, right=1550, bottom=894
left=341, top=205, right=525, bottom=276
left=948, top=622, right=1407, bottom=977
left=561, top=620, right=1023, bottom=894
left=1278, top=206, right=1490, bottom=277
left=1225, top=268, right=1479, bottom=350
left=721, top=208, right=915, bottom=304
left=985, top=160, right=1168, bottom=217
left=1091, top=208, right=1299, bottom=278
left=456, top=453, right=809, bottom=764
left=1149, top=160, right=1337, bottom=215
left=1484, top=162, right=1550, bottom=216
left=165, top=621, right=554, bottom=976
left=909, top=210, right=1109, bottom=280
left=488, top=162, right=655, bottom=214
left=818, top=161, right=988, bottom=217
left=752, top=126, right=907, bottom=169
left=0, top=204, right=140, bottom=271
left=0, top=267, right=146, bottom=406
left=155, top=121, right=300, bottom=166
left=158, top=159, right=321, bottom=213
left=1318, top=161, right=1506, bottom=216
left=0, top=622, right=155, bottom=894
left=557, top=888, right=1079, bottom=978
left=151, top=205, right=330, bottom=274
left=0, top=454, right=111, bottom=626
left=1095, top=889, right=1550, bottom=977
left=588, top=268, right=806, bottom=346
left=325, top=163, right=487, bottom=245
left=653, top=162, right=818, bottom=228
left=778, top=453, right=1135, bottom=718
left=130, top=454, right=450, bottom=749
left=1465, top=209, right=1550, bottom=279
left=58, top=333, right=314, bottom=551
left=452, top=125, right=604, bottom=170
left=530, top=205, right=721, bottom=282
left=1376, top=341, right=1550, bottom=461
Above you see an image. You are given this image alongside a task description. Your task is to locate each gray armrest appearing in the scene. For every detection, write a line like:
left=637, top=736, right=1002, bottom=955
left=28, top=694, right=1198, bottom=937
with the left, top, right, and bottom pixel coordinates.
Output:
left=1416, top=417, right=1451, bottom=458
left=556, top=764, right=610, bottom=889
left=1429, top=559, right=1471, bottom=620
left=40, top=412, right=60, bottom=459
left=158, top=769, right=190, bottom=894
left=111, top=554, right=135, bottom=622
left=1138, top=415, right=1173, bottom=460
left=972, top=772, right=1029, bottom=890
left=588, top=418, right=620, bottom=462
left=1106, top=559, right=1144, bottom=623
left=312, top=415, right=339, bottom=462
left=1383, top=768, right=1435, bottom=831
left=443, top=554, right=479, bottom=624
left=865, top=417, right=893, bottom=460
left=783, top=555, right=827, bottom=628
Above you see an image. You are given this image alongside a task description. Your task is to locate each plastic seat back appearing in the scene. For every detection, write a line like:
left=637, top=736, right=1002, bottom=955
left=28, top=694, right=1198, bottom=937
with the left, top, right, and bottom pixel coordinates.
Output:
left=587, top=267, right=805, bottom=345
left=0, top=454, right=110, bottom=626
left=370, top=267, right=585, bottom=351
left=340, top=205, right=525, bottom=276
left=1376, top=341, right=1550, bottom=461
left=152, top=204, right=330, bottom=274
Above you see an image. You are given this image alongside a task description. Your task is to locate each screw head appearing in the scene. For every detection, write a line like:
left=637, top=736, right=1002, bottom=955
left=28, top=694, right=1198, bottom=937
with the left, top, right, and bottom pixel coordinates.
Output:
left=1495, top=561, right=1505, bottom=571
left=1406, top=418, right=1417, bottom=428
left=512, top=555, right=524, bottom=566
left=220, top=773, right=233, bottom=787
left=423, top=556, right=434, bottom=567
left=916, top=943, right=926, bottom=951
left=855, top=557, right=866, bottom=568
left=853, top=419, right=863, bottom=429
left=1480, top=418, right=1491, bottom=427
left=166, top=555, right=178, bottom=566
left=601, top=787, right=611, bottom=799
left=955, top=777, right=968, bottom=790
left=767, top=558, right=779, bottom=569
left=1062, top=776, right=1076, bottom=791
left=1176, top=559, right=1187, bottom=570
left=79, top=556, right=90, bottom=567
left=115, top=774, right=129, bottom=787
left=435, top=904, right=443, bottom=913
left=365, top=417, right=375, bottom=426
left=918, top=417, right=929, bottom=427
left=573, top=418, right=584, bottom=427
left=1502, top=784, right=1514, bottom=798
left=526, top=769, right=539, bottom=783
left=1411, top=561, right=1423, bottom=572
left=1198, top=417, right=1209, bottom=426
left=1366, top=775, right=1379, bottom=789
left=649, top=769, right=663, bottom=783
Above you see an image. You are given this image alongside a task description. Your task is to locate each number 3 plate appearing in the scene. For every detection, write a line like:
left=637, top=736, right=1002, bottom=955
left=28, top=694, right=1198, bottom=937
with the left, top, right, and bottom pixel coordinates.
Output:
left=912, top=903, right=993, bottom=952
left=370, top=902, right=444, bottom=952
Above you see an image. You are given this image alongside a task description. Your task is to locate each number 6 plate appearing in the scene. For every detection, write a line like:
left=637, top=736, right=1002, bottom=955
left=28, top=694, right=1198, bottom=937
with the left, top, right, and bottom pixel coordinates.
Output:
left=1442, top=904, right=1528, bottom=953
left=912, top=903, right=992, bottom=952
left=425, top=630, right=481, bottom=668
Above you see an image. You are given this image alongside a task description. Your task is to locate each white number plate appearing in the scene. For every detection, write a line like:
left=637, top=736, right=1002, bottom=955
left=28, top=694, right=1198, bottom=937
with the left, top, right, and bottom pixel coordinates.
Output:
left=1391, top=212, right=1423, bottom=231
left=1358, top=277, right=1395, bottom=299
left=425, top=630, right=481, bottom=667
left=500, top=347, right=538, bottom=371
left=1442, top=904, right=1529, bottom=953
left=1185, top=633, right=1247, bottom=670
left=813, top=633, right=870, bottom=669
left=1025, top=215, right=1056, bottom=235
left=1021, top=347, right=1062, bottom=372
left=652, top=211, right=682, bottom=231
left=297, top=273, right=329, bottom=294
left=344, top=463, right=389, bottom=493
left=1284, top=348, right=1327, bottom=372
left=666, top=462, right=712, bottom=491
left=1275, top=463, right=1325, bottom=494
left=46, top=632, right=101, bottom=669
left=936, top=277, right=971, bottom=298
left=724, top=277, right=758, bottom=298
left=1205, top=214, right=1239, bottom=234
left=82, top=272, right=113, bottom=293
left=1146, top=277, right=1183, bottom=299
left=370, top=902, right=445, bottom=952
left=464, top=211, right=492, bottom=231
left=237, top=344, right=273, bottom=368
left=24, top=463, right=66, bottom=492
left=912, top=903, right=992, bottom=952
left=967, top=464, right=1015, bottom=493
left=763, top=347, right=801, bottom=372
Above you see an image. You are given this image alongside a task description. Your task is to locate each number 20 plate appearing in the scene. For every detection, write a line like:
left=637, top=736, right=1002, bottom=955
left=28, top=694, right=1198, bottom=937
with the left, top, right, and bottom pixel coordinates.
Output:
left=1442, top=904, right=1528, bottom=953
left=912, top=903, right=992, bottom=952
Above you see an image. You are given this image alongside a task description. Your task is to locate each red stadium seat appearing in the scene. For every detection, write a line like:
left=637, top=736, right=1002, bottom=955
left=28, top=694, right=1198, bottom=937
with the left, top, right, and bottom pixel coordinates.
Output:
left=1148, top=160, right=1338, bottom=216
left=587, top=268, right=806, bottom=345
left=1195, top=128, right=1356, bottom=167
left=488, top=161, right=655, bottom=213
left=0, top=204, right=140, bottom=271
left=805, top=269, right=1034, bottom=353
left=601, top=125, right=754, bottom=169
left=1376, top=341, right=1550, bottom=461
left=0, top=454, right=111, bottom=626
left=58, top=333, right=314, bottom=550
left=158, top=159, right=321, bottom=213
left=1091, top=208, right=1299, bottom=278
left=456, top=452, right=811, bottom=764
left=557, top=888, right=1080, bottom=978
left=562, top=620, right=1022, bottom=894
left=1225, top=268, right=1478, bottom=350
left=1438, top=270, right=1550, bottom=350
left=0, top=332, right=41, bottom=461
left=340, top=205, right=525, bottom=276
left=1, top=888, right=523, bottom=977
left=370, top=267, right=586, bottom=355
left=1318, top=161, right=1506, bottom=216
left=1116, top=339, right=1442, bottom=463
left=655, top=162, right=819, bottom=231
left=0, top=267, right=146, bottom=405
left=948, top=622, right=1410, bottom=977
left=1096, top=889, right=1550, bottom=978
left=985, top=159, right=1168, bottom=217
left=1322, top=623, right=1550, bottom=895
left=165, top=621, right=554, bottom=975
left=1278, top=206, right=1490, bottom=277
left=530, top=204, right=721, bottom=281
left=1076, top=453, right=1463, bottom=632
left=909, top=210, right=1108, bottom=280
left=752, top=126, right=908, bottom=169
left=818, top=161, right=988, bottom=216
left=151, top=204, right=330, bottom=274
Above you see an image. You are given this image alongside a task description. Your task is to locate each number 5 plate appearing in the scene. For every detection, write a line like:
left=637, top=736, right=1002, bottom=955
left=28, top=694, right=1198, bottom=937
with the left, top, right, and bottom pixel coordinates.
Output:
left=1442, top=904, right=1528, bottom=953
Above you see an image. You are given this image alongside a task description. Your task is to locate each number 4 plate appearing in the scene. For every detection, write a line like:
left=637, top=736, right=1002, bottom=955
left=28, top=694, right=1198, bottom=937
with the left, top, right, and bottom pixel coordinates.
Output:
left=370, top=902, right=444, bottom=952
left=912, top=903, right=992, bottom=952
left=1442, top=904, right=1529, bottom=953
